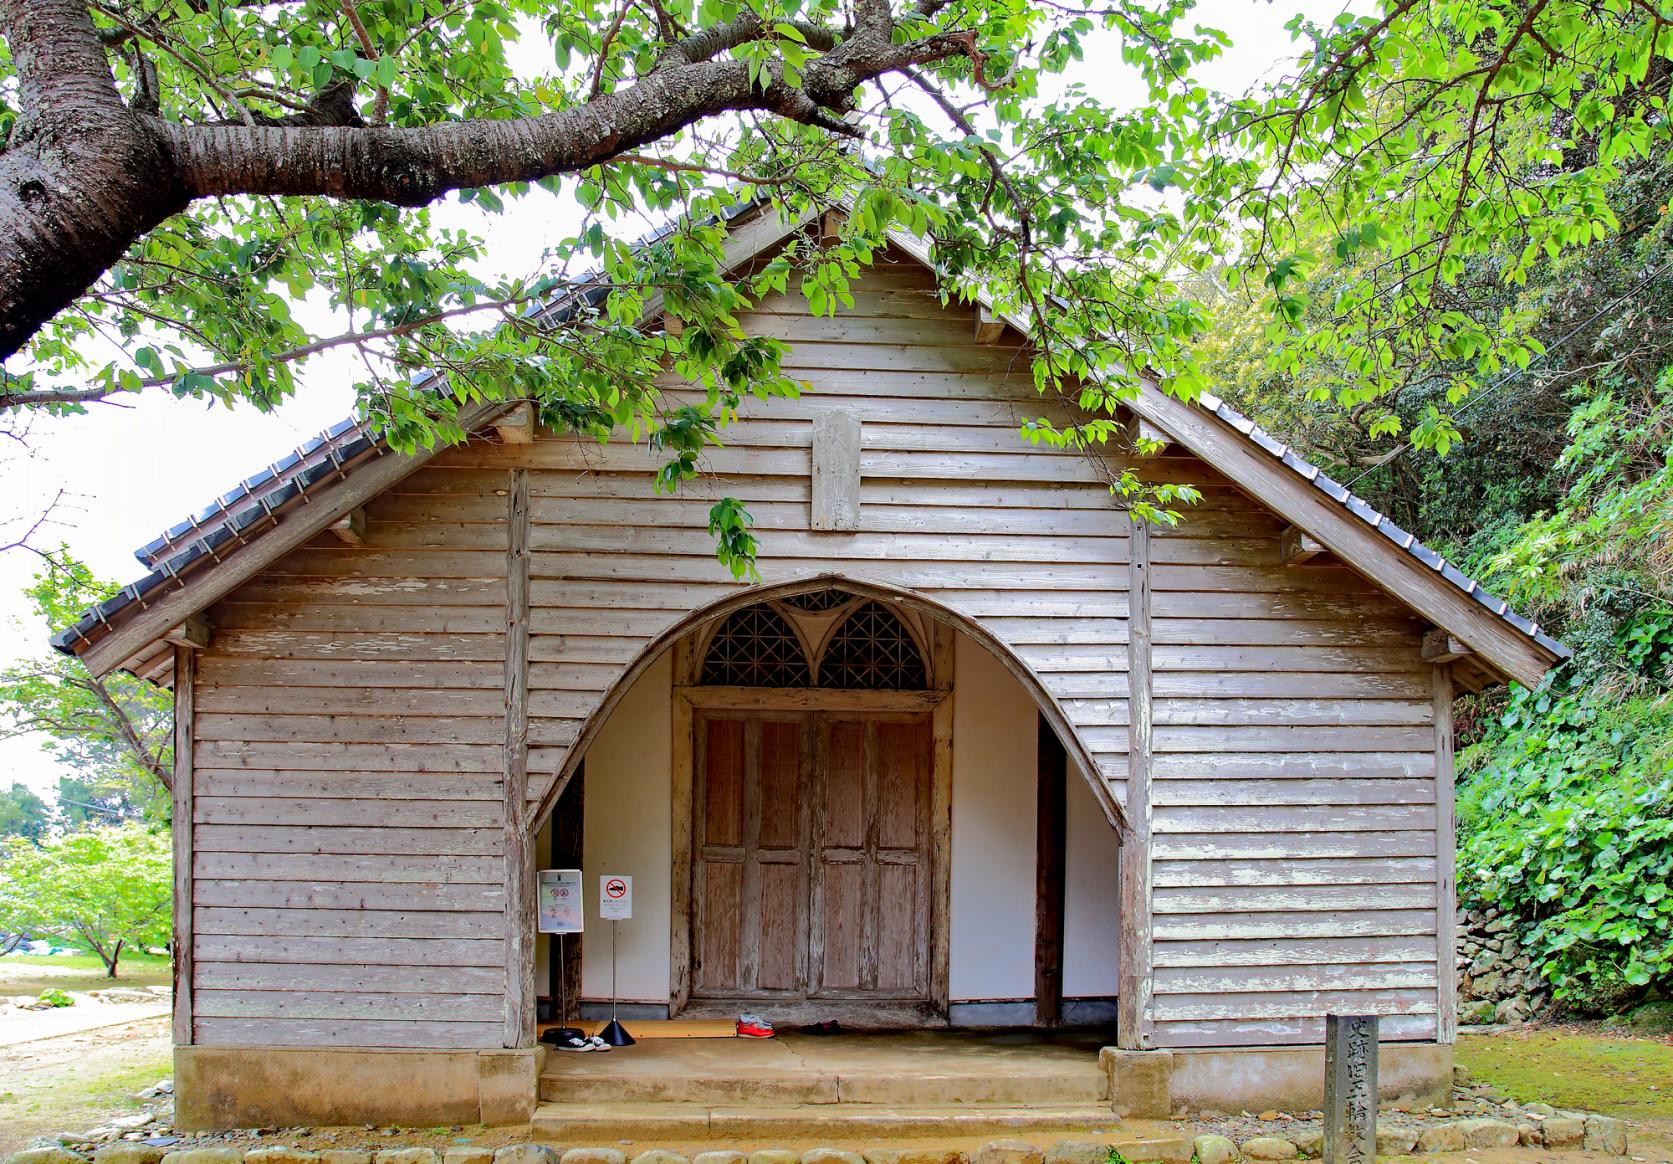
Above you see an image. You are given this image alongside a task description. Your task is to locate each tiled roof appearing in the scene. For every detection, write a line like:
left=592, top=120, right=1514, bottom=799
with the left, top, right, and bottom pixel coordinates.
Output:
left=1187, top=388, right=1569, bottom=661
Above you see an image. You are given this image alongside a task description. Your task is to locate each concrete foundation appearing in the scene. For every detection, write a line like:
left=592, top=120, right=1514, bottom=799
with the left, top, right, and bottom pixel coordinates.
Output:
left=1101, top=1043, right=1453, bottom=1117
left=174, top=1045, right=542, bottom=1130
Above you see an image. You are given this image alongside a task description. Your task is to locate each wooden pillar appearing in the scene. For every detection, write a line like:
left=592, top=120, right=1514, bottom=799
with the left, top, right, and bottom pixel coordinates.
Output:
left=1434, top=665, right=1458, bottom=1043
left=1035, top=714, right=1068, bottom=1027
left=172, top=647, right=195, bottom=1047
left=1117, top=517, right=1155, bottom=1049
left=503, top=469, right=535, bottom=1048
left=549, top=765, right=585, bottom=1024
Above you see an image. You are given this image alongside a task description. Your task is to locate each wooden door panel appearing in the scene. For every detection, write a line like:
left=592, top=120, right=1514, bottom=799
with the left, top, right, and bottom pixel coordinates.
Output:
left=694, top=712, right=811, bottom=999
left=696, top=860, right=743, bottom=994
left=821, top=719, right=868, bottom=849
left=817, top=860, right=865, bottom=991
left=875, top=861, right=921, bottom=991
left=702, top=719, right=745, bottom=847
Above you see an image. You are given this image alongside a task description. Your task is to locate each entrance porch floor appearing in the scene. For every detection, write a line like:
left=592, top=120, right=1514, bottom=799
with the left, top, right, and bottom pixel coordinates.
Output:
left=534, top=1029, right=1126, bottom=1144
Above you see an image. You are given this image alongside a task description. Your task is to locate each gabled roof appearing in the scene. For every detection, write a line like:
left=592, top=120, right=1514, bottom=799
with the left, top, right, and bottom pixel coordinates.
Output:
left=53, top=200, right=1568, bottom=689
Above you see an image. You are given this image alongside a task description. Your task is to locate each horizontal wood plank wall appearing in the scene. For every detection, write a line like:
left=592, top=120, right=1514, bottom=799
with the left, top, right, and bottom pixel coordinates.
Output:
left=1147, top=493, right=1441, bottom=1048
left=190, top=461, right=512, bottom=1050
left=408, top=257, right=1164, bottom=820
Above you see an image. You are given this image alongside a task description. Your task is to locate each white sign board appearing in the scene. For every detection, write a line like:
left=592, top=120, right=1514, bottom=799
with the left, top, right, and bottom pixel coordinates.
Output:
left=600, top=874, right=633, bottom=921
left=537, top=869, right=584, bottom=934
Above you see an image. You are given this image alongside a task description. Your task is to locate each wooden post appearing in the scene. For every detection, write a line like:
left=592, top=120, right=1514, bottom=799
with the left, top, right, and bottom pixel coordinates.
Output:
left=1035, top=713, right=1067, bottom=1027
left=1118, top=517, right=1154, bottom=1049
left=503, top=469, right=535, bottom=1048
left=1324, top=1014, right=1379, bottom=1164
left=171, top=647, right=194, bottom=1047
left=550, top=763, right=585, bottom=1025
left=1434, top=666, right=1458, bottom=1043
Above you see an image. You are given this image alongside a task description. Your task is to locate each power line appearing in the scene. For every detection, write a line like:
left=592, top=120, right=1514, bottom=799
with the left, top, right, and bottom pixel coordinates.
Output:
left=1343, top=250, right=1673, bottom=491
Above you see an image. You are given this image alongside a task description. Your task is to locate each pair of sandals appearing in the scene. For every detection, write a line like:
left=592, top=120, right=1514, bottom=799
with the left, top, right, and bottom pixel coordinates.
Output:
left=542, top=1026, right=611, bottom=1052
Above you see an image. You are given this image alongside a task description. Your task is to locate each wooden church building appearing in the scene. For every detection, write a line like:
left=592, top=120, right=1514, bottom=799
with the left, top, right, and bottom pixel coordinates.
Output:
left=54, top=203, right=1567, bottom=1131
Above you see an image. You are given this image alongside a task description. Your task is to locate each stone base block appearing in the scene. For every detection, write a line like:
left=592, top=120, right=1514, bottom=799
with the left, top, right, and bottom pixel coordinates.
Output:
left=174, top=1046, right=541, bottom=1130
left=1101, top=1043, right=1451, bottom=1117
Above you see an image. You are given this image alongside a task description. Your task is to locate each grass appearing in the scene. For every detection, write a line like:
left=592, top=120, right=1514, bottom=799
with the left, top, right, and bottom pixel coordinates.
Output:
left=1457, top=1025, right=1673, bottom=1118
left=0, top=952, right=172, bottom=995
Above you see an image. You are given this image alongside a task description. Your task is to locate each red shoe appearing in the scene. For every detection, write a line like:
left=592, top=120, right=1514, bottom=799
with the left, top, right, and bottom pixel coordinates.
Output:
left=737, top=1017, right=775, bottom=1038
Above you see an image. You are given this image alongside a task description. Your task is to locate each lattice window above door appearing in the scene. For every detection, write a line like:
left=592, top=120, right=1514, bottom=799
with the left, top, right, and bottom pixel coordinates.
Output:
left=782, top=587, right=852, bottom=612
left=700, top=603, right=812, bottom=687
left=818, top=601, right=929, bottom=690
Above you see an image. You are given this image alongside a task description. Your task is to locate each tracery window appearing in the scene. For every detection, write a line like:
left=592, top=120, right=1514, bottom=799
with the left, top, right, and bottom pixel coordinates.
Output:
left=699, top=603, right=811, bottom=687
left=818, top=602, right=929, bottom=690
left=699, top=592, right=930, bottom=690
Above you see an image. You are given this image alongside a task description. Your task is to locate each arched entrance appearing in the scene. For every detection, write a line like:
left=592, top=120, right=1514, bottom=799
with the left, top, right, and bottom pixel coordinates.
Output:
left=526, top=573, right=1129, bottom=1031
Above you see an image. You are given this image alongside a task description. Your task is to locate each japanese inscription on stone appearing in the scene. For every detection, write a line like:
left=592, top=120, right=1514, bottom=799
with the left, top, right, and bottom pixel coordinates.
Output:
left=1324, top=1014, right=1379, bottom=1164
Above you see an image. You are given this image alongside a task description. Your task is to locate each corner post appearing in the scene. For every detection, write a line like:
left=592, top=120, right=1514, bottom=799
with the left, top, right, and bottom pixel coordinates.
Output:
left=503, top=469, right=535, bottom=1048
left=1118, top=517, right=1155, bottom=1048
left=172, top=646, right=195, bottom=1047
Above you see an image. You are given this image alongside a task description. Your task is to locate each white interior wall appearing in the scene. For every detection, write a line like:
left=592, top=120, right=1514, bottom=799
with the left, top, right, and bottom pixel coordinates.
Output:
left=947, top=636, right=1038, bottom=1001
left=1063, top=762, right=1121, bottom=998
left=579, top=652, right=674, bottom=1003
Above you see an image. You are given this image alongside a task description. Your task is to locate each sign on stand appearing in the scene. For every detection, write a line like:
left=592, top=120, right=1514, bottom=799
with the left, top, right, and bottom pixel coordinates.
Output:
left=600, top=875, right=633, bottom=920
left=598, top=874, right=636, bottom=1046
left=537, top=869, right=584, bottom=934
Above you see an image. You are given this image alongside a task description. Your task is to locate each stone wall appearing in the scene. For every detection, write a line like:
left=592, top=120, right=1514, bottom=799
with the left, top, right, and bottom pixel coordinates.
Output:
left=1457, top=902, right=1546, bottom=1025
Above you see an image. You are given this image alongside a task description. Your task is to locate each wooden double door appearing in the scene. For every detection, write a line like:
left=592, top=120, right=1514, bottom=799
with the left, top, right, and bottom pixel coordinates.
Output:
left=692, top=709, right=934, bottom=1006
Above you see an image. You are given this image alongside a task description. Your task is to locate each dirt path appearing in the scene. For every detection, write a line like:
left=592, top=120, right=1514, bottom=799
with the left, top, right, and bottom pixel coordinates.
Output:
left=0, top=1014, right=173, bottom=1155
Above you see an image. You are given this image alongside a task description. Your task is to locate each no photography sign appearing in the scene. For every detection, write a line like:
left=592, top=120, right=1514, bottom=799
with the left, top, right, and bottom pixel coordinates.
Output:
left=600, top=874, right=633, bottom=920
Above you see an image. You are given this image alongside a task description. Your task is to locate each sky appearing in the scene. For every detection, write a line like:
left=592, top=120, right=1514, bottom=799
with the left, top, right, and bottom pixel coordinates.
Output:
left=0, top=0, right=1347, bottom=798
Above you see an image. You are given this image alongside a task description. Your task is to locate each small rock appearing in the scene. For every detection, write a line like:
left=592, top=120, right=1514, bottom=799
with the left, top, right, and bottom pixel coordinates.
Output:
left=496, top=1150, right=558, bottom=1164
left=95, top=1149, right=166, bottom=1164
left=863, top=1152, right=961, bottom=1164
left=1524, top=1103, right=1555, bottom=1117
left=245, top=1151, right=318, bottom=1164
left=1256, top=1112, right=1280, bottom=1123
left=443, top=1152, right=493, bottom=1164
left=801, top=1153, right=863, bottom=1164
left=1375, top=1127, right=1417, bottom=1155
left=375, top=1152, right=439, bottom=1164
left=1042, top=1144, right=1113, bottom=1164
left=1192, top=1135, right=1238, bottom=1164
left=1493, top=998, right=1529, bottom=1025
left=1585, top=1116, right=1628, bottom=1156
left=562, top=1153, right=627, bottom=1164
left=1452, top=1120, right=1519, bottom=1149
left=160, top=1152, right=242, bottom=1164
left=692, top=1155, right=746, bottom=1164
left=970, top=1143, right=1042, bottom=1164
left=1416, top=1125, right=1466, bottom=1154
left=9, top=1150, right=88, bottom=1164
left=1516, top=1124, right=1539, bottom=1147
left=1541, top=1118, right=1585, bottom=1149
left=747, top=1154, right=796, bottom=1164
left=1237, top=1140, right=1297, bottom=1162
left=1291, top=1132, right=1321, bottom=1159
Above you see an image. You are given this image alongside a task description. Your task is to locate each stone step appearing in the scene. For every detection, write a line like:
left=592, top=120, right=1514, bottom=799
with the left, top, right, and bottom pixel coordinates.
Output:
left=539, top=1067, right=1109, bottom=1107
left=529, top=1102, right=1130, bottom=1144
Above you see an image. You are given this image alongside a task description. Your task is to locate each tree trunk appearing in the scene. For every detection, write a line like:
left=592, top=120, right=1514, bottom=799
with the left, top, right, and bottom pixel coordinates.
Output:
left=106, top=938, right=124, bottom=979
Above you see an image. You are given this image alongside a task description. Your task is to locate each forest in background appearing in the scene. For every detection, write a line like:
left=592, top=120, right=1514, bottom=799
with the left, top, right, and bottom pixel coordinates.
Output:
left=1201, top=134, right=1673, bottom=1016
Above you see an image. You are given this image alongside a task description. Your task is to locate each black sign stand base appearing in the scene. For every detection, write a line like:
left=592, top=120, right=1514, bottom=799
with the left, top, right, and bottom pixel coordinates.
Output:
left=600, top=917, right=635, bottom=1045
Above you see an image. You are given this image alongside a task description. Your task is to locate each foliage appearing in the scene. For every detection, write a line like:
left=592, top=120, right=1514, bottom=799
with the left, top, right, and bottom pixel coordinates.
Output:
left=0, top=554, right=172, bottom=822
left=0, top=782, right=49, bottom=843
left=6, top=1, right=1673, bottom=569
left=0, top=823, right=172, bottom=978
left=35, top=988, right=72, bottom=1008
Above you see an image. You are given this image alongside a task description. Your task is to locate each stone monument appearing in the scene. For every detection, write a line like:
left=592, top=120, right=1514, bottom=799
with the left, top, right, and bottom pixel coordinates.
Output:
left=1323, top=1014, right=1379, bottom=1164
